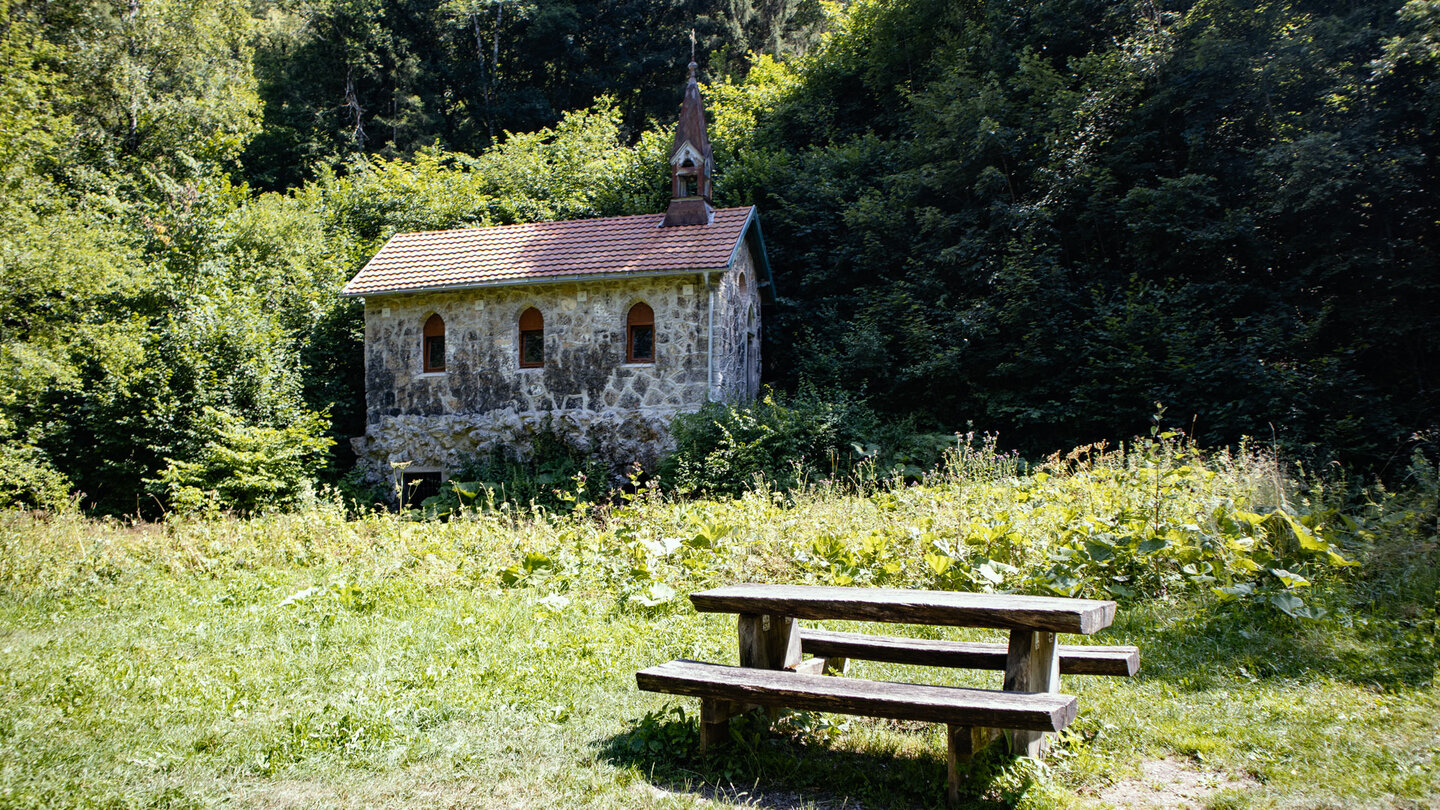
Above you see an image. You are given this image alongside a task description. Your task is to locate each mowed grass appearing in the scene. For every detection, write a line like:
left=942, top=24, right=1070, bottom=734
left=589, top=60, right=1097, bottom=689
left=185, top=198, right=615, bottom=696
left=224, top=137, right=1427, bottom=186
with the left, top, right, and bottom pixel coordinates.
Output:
left=0, top=451, right=1435, bottom=808
left=0, top=550, right=709, bottom=809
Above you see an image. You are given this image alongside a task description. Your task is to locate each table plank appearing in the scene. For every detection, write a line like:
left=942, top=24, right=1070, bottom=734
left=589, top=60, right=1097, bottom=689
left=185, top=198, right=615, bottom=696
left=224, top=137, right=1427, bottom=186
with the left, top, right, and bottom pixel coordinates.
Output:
left=691, top=584, right=1116, bottom=634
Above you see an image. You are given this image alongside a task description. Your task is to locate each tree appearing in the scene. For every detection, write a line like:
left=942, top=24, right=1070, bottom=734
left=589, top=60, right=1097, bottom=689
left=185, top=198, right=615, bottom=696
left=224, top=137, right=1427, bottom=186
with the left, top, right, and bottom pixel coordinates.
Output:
left=32, top=0, right=260, bottom=179
left=719, top=0, right=1439, bottom=466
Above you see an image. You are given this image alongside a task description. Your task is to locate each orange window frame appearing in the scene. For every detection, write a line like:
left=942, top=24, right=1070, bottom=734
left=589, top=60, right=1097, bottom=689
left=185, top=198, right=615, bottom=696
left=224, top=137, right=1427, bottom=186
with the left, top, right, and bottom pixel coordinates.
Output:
left=422, top=313, right=446, bottom=372
left=626, top=302, right=655, bottom=363
left=518, top=307, right=544, bottom=368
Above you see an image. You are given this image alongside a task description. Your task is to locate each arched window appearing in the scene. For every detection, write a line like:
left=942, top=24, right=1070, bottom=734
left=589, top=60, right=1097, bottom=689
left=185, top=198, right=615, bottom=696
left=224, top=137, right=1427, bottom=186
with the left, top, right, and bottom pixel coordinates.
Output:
left=627, top=302, right=655, bottom=363
left=737, top=272, right=748, bottom=296
left=422, top=313, right=446, bottom=373
left=680, top=161, right=699, bottom=197
left=745, top=305, right=757, bottom=388
left=518, top=307, right=544, bottom=368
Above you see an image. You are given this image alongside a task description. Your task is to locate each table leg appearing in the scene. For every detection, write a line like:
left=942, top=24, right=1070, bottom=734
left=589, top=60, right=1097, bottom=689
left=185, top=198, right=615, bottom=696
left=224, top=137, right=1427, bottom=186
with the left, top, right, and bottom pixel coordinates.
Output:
left=1002, top=629, right=1059, bottom=757
left=737, top=613, right=803, bottom=721
left=737, top=613, right=802, bottom=670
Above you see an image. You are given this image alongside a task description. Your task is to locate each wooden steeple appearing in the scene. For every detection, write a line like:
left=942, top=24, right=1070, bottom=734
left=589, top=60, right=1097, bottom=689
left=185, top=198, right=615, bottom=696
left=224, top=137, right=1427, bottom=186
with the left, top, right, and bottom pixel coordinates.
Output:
left=662, top=58, right=715, bottom=227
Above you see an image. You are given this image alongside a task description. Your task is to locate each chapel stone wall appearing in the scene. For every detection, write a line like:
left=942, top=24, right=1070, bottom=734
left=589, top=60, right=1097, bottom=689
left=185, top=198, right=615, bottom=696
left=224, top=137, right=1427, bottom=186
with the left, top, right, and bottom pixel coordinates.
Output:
left=711, top=241, right=763, bottom=401
left=355, top=274, right=714, bottom=483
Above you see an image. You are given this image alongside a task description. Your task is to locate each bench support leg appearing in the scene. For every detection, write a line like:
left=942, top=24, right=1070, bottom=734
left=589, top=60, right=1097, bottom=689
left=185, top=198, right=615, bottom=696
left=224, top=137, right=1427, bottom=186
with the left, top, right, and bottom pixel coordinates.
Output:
left=699, top=698, right=733, bottom=753
left=737, top=613, right=803, bottom=670
left=1003, top=629, right=1060, bottom=757
left=946, top=725, right=998, bottom=805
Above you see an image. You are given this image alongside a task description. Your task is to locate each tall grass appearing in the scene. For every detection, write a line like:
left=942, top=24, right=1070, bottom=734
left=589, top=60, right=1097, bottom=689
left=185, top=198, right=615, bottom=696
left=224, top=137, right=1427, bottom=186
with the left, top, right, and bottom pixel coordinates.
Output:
left=0, top=433, right=1379, bottom=618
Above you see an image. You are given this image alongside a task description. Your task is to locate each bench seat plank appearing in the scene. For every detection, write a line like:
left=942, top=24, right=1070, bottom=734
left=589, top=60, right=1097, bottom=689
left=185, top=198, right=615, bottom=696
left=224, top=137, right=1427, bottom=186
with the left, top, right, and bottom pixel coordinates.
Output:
left=800, top=628, right=1139, bottom=677
left=636, top=659, right=1077, bottom=732
left=690, top=584, right=1116, bottom=634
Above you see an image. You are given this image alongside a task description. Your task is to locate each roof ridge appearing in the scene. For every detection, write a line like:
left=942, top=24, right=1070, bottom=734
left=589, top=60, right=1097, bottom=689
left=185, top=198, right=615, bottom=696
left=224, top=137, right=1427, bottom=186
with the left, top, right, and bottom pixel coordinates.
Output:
left=387, top=205, right=752, bottom=240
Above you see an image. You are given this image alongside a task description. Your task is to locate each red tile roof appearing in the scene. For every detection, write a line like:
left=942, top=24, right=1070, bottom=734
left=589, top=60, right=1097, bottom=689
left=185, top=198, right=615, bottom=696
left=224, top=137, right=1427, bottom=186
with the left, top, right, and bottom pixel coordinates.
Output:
left=342, top=205, right=756, bottom=297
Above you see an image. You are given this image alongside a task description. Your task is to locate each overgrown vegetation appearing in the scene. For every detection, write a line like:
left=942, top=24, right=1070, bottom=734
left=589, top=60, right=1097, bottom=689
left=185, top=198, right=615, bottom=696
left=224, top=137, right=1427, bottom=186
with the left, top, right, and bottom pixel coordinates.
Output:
left=662, top=387, right=882, bottom=497
left=0, top=437, right=1434, bottom=807
left=4, top=0, right=1434, bottom=801
left=723, top=0, right=1440, bottom=467
left=3, top=0, right=1438, bottom=514
left=418, top=421, right=611, bottom=518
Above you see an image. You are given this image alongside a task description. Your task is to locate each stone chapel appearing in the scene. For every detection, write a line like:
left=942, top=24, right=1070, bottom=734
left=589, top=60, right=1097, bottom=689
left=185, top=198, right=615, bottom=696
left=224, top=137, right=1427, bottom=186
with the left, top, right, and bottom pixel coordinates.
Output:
left=342, top=63, right=773, bottom=498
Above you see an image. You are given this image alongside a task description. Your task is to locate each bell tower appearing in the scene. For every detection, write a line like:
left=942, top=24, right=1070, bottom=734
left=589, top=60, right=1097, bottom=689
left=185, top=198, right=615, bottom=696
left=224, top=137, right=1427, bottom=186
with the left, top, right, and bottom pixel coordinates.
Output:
left=662, top=59, right=715, bottom=227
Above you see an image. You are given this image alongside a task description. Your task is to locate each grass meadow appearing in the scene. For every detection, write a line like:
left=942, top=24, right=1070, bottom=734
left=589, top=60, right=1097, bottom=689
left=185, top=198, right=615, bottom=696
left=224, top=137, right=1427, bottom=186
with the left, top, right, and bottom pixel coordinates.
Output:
left=0, top=438, right=1435, bottom=808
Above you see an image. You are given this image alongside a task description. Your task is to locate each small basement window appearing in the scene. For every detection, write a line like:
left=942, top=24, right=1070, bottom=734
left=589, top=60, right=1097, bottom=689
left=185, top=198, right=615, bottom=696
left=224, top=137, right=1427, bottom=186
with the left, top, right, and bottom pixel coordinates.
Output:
left=519, top=307, right=544, bottom=368
left=627, top=302, right=655, bottom=363
left=422, top=313, right=446, bottom=373
left=400, top=471, right=442, bottom=508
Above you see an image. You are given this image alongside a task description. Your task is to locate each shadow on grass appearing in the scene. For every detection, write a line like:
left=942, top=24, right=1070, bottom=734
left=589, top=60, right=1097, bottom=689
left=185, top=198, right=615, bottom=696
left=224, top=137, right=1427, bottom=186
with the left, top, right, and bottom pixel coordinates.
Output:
left=1104, top=596, right=1439, bottom=692
left=597, top=706, right=1028, bottom=810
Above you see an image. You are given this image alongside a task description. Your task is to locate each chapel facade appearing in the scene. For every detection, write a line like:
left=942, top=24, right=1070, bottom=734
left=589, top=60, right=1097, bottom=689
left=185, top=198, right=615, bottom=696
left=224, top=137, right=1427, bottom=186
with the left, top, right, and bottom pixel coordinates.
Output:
left=341, top=63, right=772, bottom=498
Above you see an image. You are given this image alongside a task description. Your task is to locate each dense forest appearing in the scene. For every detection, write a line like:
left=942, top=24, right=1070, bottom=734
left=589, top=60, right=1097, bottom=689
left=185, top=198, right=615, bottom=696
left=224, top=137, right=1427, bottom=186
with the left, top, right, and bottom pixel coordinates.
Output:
left=1, top=0, right=1436, bottom=514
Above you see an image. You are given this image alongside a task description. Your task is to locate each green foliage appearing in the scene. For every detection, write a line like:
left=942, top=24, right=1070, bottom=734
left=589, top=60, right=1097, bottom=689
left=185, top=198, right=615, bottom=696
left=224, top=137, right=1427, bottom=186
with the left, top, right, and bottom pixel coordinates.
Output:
left=881, top=429, right=1356, bottom=621
left=157, top=407, right=333, bottom=516
left=619, top=704, right=700, bottom=760
left=0, top=449, right=1435, bottom=807
left=717, top=0, right=1440, bottom=468
left=239, top=0, right=827, bottom=188
left=319, top=103, right=662, bottom=244
left=0, top=0, right=73, bottom=191
left=34, top=0, right=261, bottom=176
left=0, top=439, right=71, bottom=512
left=0, top=34, right=672, bottom=515
left=662, top=389, right=964, bottom=499
left=5, top=0, right=1439, bottom=516
left=1347, top=444, right=1440, bottom=662
left=662, top=388, right=880, bottom=497
left=422, top=420, right=609, bottom=517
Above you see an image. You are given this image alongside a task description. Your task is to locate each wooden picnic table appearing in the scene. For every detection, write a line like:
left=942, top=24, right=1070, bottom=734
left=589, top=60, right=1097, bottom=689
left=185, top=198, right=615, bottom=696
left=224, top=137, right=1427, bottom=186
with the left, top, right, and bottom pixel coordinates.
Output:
left=637, top=583, right=1138, bottom=805
left=690, top=583, right=1119, bottom=756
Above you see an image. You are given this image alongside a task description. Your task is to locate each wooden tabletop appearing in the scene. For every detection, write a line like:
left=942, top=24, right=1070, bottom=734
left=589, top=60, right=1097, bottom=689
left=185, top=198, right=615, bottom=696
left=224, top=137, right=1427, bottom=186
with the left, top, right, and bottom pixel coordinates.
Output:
left=690, top=584, right=1117, bottom=635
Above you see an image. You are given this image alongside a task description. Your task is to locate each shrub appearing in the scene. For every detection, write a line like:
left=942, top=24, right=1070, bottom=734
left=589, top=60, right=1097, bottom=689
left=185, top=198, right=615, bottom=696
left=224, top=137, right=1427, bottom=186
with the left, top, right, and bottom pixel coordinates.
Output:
left=422, top=421, right=610, bottom=516
left=660, top=387, right=879, bottom=497
left=156, top=407, right=334, bottom=516
left=1352, top=444, right=1440, bottom=622
left=0, top=439, right=71, bottom=511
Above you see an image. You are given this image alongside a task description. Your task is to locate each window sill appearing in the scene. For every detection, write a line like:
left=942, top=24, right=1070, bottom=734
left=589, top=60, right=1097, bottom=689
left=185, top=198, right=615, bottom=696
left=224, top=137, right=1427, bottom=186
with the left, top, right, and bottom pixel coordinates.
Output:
left=417, top=371, right=448, bottom=378
left=621, top=361, right=657, bottom=367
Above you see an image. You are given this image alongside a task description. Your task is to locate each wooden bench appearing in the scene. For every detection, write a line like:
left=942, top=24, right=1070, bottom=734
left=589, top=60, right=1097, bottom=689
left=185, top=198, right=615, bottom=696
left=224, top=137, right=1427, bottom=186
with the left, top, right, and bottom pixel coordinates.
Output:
left=637, top=660, right=1078, bottom=731
left=799, top=627, right=1140, bottom=677
left=636, top=584, right=1138, bottom=805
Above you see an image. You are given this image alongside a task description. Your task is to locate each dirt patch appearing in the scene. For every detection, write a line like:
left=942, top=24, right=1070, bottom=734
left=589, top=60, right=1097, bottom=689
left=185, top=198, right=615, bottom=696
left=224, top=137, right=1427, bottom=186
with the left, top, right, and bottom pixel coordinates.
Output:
left=1097, top=757, right=1257, bottom=808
